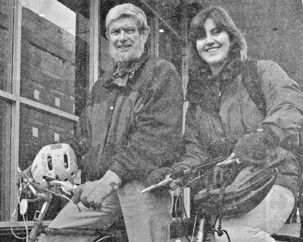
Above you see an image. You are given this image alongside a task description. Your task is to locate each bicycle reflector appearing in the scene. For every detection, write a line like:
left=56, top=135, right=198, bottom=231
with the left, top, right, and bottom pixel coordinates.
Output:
left=31, top=143, right=78, bottom=188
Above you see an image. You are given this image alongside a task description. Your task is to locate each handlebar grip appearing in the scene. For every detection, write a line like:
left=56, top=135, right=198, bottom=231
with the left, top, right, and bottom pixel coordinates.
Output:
left=27, top=183, right=38, bottom=197
left=71, top=185, right=82, bottom=204
left=141, top=176, right=172, bottom=194
left=216, top=153, right=241, bottom=168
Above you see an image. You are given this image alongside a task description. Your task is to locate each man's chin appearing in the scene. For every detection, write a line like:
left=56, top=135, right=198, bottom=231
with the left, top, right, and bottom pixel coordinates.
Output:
left=110, top=49, right=144, bottom=62
left=112, top=53, right=132, bottom=62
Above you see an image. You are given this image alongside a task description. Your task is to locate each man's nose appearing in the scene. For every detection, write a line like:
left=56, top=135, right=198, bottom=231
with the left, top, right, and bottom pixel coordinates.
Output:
left=119, top=31, right=128, bottom=41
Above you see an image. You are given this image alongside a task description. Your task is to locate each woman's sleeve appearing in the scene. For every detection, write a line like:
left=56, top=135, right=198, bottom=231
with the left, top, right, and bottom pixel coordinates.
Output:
left=259, top=60, right=303, bottom=147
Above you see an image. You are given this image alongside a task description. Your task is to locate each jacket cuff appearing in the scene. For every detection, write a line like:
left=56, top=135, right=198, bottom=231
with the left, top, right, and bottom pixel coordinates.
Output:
left=109, top=161, right=129, bottom=185
left=259, top=124, right=299, bottom=149
left=102, top=170, right=121, bottom=190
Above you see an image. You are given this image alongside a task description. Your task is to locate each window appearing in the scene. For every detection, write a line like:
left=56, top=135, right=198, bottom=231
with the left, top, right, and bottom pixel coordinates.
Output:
left=0, top=0, right=13, bottom=93
left=0, top=0, right=13, bottom=222
left=0, top=0, right=92, bottom=226
left=18, top=0, right=90, bottom=221
left=0, top=100, right=12, bottom=221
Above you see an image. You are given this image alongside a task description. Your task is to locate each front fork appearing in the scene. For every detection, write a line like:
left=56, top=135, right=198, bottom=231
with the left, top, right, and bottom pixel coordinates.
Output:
left=28, top=200, right=51, bottom=242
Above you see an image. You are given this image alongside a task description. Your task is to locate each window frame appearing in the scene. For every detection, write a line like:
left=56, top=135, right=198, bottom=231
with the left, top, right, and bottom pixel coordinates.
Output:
left=0, top=0, right=189, bottom=228
left=0, top=0, right=100, bottom=228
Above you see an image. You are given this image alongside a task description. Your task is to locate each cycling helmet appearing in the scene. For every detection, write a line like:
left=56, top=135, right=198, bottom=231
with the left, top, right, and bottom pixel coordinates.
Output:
left=31, top=143, right=78, bottom=188
left=193, top=147, right=288, bottom=218
left=194, top=164, right=277, bottom=217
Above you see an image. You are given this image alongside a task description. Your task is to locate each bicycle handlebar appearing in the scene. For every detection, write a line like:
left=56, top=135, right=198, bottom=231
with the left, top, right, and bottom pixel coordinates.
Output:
left=17, top=167, right=78, bottom=203
left=141, top=153, right=241, bottom=194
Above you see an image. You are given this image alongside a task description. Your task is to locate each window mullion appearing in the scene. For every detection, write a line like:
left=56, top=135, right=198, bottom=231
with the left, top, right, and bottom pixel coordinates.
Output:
left=10, top=0, right=22, bottom=225
left=89, top=0, right=100, bottom=91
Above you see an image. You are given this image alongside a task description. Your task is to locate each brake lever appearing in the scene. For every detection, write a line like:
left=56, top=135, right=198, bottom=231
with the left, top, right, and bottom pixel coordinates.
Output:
left=49, top=181, right=81, bottom=212
left=215, top=153, right=241, bottom=168
left=141, top=154, right=241, bottom=194
left=141, top=175, right=173, bottom=194
left=49, top=180, right=77, bottom=195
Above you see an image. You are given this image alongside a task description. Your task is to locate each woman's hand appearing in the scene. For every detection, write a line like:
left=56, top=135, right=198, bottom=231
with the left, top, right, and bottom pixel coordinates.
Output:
left=234, top=129, right=279, bottom=165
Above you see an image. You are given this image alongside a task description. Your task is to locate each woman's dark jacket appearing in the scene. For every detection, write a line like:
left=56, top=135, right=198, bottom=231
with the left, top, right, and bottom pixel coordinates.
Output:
left=73, top=54, right=184, bottom=184
left=182, top=59, right=303, bottom=197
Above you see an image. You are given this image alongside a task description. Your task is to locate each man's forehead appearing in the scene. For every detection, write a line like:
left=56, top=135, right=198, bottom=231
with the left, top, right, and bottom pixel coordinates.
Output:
left=108, top=17, right=138, bottom=30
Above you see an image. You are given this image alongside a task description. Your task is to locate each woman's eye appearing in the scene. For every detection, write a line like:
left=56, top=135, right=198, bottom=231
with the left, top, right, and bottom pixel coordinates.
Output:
left=212, top=28, right=222, bottom=35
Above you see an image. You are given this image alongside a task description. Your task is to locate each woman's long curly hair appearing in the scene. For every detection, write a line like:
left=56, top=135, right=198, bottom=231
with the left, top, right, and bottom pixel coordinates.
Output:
left=188, top=5, right=247, bottom=78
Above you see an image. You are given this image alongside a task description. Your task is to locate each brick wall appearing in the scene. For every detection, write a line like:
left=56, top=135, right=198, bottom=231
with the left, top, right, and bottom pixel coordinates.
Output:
left=21, top=7, right=76, bottom=113
left=19, top=7, right=77, bottom=166
left=0, top=0, right=11, bottom=91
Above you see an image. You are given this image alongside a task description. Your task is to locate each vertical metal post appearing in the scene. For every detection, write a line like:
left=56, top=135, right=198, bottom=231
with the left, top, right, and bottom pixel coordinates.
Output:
left=180, top=0, right=189, bottom=134
left=10, top=0, right=22, bottom=224
left=149, top=1, right=159, bottom=56
left=89, top=0, right=100, bottom=91
left=180, top=0, right=190, bottom=219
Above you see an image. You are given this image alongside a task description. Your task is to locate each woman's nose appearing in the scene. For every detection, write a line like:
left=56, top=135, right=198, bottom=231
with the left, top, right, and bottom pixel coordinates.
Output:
left=205, top=34, right=214, bottom=45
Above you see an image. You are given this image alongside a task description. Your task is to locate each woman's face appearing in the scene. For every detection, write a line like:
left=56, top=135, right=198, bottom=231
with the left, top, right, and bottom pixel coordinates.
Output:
left=196, top=18, right=231, bottom=72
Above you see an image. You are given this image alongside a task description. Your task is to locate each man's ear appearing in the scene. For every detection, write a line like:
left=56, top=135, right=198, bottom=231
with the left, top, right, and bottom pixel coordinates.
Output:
left=105, top=31, right=109, bottom=40
left=141, top=27, right=150, bottom=44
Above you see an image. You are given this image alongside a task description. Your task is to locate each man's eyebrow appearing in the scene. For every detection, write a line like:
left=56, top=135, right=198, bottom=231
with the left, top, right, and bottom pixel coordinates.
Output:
left=109, top=27, right=119, bottom=32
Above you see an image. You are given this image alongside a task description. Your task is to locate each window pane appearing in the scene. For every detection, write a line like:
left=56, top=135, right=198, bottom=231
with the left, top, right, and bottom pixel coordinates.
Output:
left=21, top=0, right=89, bottom=115
left=0, top=100, right=12, bottom=221
left=19, top=105, right=76, bottom=221
left=0, top=0, right=13, bottom=92
left=19, top=0, right=90, bottom=221
left=157, top=10, right=184, bottom=77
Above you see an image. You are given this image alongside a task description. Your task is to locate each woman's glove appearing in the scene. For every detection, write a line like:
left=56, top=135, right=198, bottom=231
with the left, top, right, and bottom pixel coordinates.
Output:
left=234, top=127, right=279, bottom=165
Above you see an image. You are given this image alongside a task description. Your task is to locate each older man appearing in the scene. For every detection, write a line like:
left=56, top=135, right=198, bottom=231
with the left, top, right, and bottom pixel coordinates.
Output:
left=39, top=3, right=183, bottom=242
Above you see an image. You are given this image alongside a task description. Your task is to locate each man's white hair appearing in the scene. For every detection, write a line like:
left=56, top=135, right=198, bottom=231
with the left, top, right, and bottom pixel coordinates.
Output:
left=105, top=3, right=149, bottom=32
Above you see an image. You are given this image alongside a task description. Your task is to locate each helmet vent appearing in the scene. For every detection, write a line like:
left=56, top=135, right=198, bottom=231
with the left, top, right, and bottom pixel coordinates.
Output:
left=64, top=154, right=69, bottom=169
left=47, top=155, right=53, bottom=170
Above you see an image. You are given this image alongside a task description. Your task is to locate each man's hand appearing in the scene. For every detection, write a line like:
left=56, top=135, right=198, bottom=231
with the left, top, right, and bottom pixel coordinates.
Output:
left=72, top=170, right=121, bottom=209
left=145, top=168, right=173, bottom=188
left=145, top=165, right=188, bottom=191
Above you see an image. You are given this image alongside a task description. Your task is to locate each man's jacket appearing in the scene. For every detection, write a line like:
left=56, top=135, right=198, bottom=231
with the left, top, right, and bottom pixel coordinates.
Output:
left=74, top=54, right=184, bottom=184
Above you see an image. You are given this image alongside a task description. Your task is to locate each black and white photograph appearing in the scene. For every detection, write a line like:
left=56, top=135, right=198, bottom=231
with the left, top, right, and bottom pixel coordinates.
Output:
left=1, top=1, right=303, bottom=241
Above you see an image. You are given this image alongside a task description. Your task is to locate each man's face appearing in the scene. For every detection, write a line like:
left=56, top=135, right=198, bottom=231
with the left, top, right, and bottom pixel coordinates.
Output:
left=107, top=17, right=148, bottom=62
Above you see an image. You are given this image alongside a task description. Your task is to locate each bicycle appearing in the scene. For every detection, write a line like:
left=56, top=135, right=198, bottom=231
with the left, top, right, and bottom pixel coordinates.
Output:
left=12, top=167, right=127, bottom=242
left=143, top=153, right=282, bottom=242
left=12, top=152, right=284, bottom=242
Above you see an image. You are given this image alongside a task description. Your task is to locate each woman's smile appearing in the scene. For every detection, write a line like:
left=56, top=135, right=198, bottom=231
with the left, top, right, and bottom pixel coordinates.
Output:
left=196, top=18, right=231, bottom=74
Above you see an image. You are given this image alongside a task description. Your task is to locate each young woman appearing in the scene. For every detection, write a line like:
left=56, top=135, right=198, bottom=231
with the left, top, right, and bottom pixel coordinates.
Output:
left=182, top=5, right=303, bottom=242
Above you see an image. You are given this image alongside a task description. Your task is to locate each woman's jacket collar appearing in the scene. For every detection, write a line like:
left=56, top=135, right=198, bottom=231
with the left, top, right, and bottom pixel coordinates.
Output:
left=186, top=56, right=244, bottom=109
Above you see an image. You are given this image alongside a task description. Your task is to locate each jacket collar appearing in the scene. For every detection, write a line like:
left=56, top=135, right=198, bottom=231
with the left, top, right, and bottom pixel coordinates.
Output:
left=104, top=49, right=149, bottom=88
